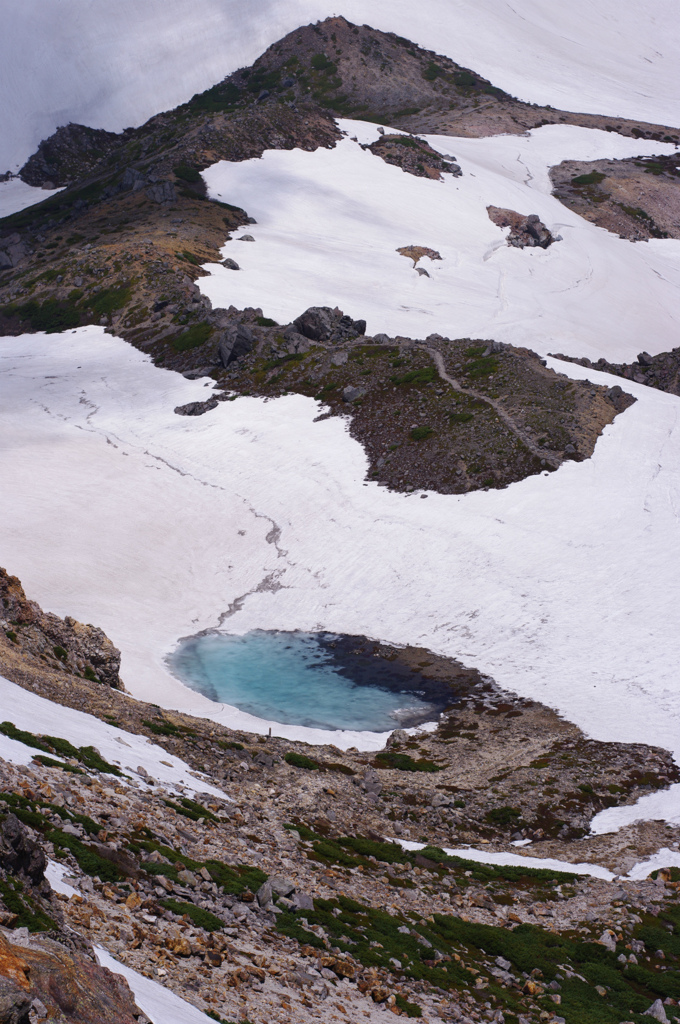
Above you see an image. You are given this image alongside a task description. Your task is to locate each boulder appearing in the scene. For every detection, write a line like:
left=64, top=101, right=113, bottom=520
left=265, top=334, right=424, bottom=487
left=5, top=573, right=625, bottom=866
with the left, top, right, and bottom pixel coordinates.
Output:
left=0, top=977, right=31, bottom=1024
left=644, top=999, right=669, bottom=1022
left=294, top=307, right=334, bottom=341
left=119, top=168, right=145, bottom=192
left=221, top=258, right=240, bottom=270
left=218, top=324, right=255, bottom=367
left=342, top=385, right=366, bottom=403
left=598, top=929, right=617, bottom=952
left=0, top=815, right=46, bottom=886
left=638, top=351, right=654, bottom=366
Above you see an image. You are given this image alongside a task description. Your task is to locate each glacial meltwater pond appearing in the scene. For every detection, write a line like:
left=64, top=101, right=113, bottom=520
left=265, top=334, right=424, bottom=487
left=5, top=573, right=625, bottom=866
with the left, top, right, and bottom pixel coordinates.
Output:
left=168, top=631, right=451, bottom=733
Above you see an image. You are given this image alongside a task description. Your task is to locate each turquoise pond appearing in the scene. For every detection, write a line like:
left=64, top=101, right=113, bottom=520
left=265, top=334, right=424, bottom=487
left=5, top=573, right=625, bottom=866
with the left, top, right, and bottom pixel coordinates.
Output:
left=168, top=631, right=452, bottom=733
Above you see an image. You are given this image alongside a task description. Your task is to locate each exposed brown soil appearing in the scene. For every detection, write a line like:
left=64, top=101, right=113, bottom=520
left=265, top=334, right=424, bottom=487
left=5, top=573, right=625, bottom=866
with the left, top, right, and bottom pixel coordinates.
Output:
left=550, top=153, right=680, bottom=240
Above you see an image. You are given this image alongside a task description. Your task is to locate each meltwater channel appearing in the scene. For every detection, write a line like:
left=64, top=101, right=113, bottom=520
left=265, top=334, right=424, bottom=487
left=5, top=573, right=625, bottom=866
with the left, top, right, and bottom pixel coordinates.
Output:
left=168, top=631, right=452, bottom=733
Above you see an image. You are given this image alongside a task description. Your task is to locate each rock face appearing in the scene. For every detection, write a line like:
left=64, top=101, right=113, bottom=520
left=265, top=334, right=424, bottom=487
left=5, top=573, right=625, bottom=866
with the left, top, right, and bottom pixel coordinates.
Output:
left=293, top=306, right=365, bottom=343
left=218, top=323, right=255, bottom=366
left=0, top=568, right=122, bottom=688
left=487, top=206, right=556, bottom=248
left=0, top=931, right=141, bottom=1024
left=0, top=815, right=46, bottom=888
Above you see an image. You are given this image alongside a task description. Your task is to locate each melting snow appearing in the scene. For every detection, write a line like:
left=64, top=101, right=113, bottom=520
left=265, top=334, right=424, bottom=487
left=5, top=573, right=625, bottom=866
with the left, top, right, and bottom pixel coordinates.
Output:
left=0, top=674, right=227, bottom=798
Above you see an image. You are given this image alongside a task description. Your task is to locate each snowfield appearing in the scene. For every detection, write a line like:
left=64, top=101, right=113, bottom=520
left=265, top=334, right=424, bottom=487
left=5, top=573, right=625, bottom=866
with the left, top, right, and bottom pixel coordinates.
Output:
left=2, top=0, right=679, bottom=170
left=202, top=121, right=680, bottom=365
left=2, top=327, right=680, bottom=836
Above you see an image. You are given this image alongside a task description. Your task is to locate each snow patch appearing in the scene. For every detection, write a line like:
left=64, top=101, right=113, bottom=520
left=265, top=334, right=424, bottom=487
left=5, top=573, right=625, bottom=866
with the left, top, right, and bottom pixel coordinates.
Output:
left=397, top=839, right=615, bottom=881
left=0, top=674, right=227, bottom=798
left=95, top=946, right=217, bottom=1024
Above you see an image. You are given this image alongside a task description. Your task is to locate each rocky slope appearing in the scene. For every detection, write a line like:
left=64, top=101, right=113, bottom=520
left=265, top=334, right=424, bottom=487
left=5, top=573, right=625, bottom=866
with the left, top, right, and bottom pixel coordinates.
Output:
left=0, top=586, right=680, bottom=1023
left=550, top=153, right=680, bottom=242
left=168, top=308, right=634, bottom=495
left=0, top=568, right=122, bottom=689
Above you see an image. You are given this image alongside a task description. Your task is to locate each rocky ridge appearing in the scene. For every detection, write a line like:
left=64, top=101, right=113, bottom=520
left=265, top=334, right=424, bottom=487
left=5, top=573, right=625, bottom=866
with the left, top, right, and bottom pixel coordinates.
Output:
left=0, top=568, right=122, bottom=689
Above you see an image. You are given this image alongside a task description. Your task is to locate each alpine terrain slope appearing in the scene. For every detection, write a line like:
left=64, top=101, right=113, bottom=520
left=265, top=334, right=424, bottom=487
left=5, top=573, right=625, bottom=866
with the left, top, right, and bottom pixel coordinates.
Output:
left=1, top=5, right=680, bottom=1024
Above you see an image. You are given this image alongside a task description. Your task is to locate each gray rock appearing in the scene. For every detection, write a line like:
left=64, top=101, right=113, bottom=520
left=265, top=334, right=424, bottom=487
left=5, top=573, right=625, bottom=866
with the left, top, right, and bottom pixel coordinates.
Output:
left=177, top=869, right=198, bottom=887
left=293, top=891, right=315, bottom=911
left=598, top=929, right=617, bottom=952
left=222, top=258, right=240, bottom=270
left=145, top=181, right=177, bottom=204
left=295, top=306, right=334, bottom=341
left=0, top=977, right=31, bottom=1024
left=362, top=769, right=382, bottom=796
left=218, top=323, right=255, bottom=366
left=331, top=350, right=348, bottom=366
left=415, top=267, right=430, bottom=277
left=270, top=875, right=296, bottom=897
left=239, top=234, right=255, bottom=241
left=0, top=250, right=12, bottom=269
left=0, top=813, right=46, bottom=885
left=342, top=385, right=366, bottom=403
left=644, top=999, right=669, bottom=1022
left=119, top=167, right=146, bottom=191
left=638, top=351, right=654, bottom=366
left=631, top=938, right=645, bottom=953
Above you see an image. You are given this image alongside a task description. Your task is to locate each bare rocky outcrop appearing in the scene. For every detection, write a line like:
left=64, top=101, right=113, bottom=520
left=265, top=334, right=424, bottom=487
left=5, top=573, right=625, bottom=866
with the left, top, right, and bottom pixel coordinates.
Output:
left=0, top=930, right=142, bottom=1024
left=0, top=569, right=122, bottom=689
left=487, top=206, right=556, bottom=248
left=550, top=153, right=680, bottom=241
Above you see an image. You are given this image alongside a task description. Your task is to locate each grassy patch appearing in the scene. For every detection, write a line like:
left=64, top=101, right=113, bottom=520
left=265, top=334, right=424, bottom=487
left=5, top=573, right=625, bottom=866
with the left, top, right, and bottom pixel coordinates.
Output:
left=4, top=298, right=80, bottom=332
left=88, top=284, right=131, bottom=315
left=172, top=322, right=213, bottom=351
left=0, top=722, right=122, bottom=775
left=0, top=876, right=55, bottom=931
left=162, top=899, right=224, bottom=931
left=164, top=798, right=218, bottom=823
left=374, top=751, right=442, bottom=773
left=285, top=752, right=322, bottom=771
left=391, top=366, right=437, bottom=386
left=173, top=163, right=202, bottom=183
left=410, top=426, right=434, bottom=441
left=571, top=171, right=606, bottom=186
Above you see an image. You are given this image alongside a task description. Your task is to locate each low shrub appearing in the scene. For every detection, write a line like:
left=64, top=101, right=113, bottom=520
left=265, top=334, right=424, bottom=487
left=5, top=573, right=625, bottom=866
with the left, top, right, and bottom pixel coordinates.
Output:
left=285, top=751, right=321, bottom=771
left=374, top=751, right=442, bottom=773
left=161, top=899, right=224, bottom=932
left=172, top=322, right=213, bottom=351
left=571, top=171, right=606, bottom=186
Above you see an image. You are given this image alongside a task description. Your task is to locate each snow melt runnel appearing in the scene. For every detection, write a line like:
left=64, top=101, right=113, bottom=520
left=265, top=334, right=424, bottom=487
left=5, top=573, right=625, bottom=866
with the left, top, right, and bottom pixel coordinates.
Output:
left=0, top=675, right=227, bottom=799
